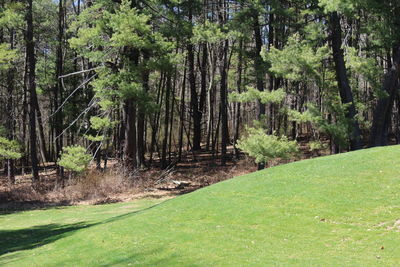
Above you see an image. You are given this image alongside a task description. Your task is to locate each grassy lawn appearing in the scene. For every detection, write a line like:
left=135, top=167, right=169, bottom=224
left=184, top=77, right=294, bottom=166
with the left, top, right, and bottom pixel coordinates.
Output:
left=1, top=146, right=400, bottom=266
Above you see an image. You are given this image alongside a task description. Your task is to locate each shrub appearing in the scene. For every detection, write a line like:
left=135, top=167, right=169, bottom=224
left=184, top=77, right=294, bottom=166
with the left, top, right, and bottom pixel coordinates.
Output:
left=57, top=145, right=92, bottom=175
left=309, top=141, right=326, bottom=152
left=0, top=137, right=22, bottom=160
left=237, top=128, right=298, bottom=165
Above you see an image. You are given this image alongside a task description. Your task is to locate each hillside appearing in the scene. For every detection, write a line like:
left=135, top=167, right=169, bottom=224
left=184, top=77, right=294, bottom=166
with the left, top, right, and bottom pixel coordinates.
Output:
left=1, top=146, right=400, bottom=266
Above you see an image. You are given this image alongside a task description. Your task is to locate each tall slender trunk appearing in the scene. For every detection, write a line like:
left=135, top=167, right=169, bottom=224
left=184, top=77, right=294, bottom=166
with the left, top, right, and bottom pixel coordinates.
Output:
left=21, top=58, right=28, bottom=176
left=199, top=42, right=208, bottom=125
left=33, top=88, right=47, bottom=162
left=168, top=69, right=177, bottom=163
left=369, top=45, right=400, bottom=147
left=124, top=99, right=137, bottom=169
left=188, top=9, right=202, bottom=151
left=55, top=0, right=64, bottom=162
left=252, top=7, right=266, bottom=170
left=123, top=46, right=139, bottom=169
left=219, top=0, right=229, bottom=165
left=6, top=29, right=15, bottom=183
left=267, top=12, right=275, bottom=134
left=161, top=75, right=171, bottom=169
left=329, top=12, right=363, bottom=150
left=137, top=51, right=150, bottom=167
left=150, top=73, right=165, bottom=164
left=178, top=58, right=187, bottom=161
left=26, top=0, right=39, bottom=182
left=234, top=39, right=243, bottom=159
left=220, top=39, right=229, bottom=165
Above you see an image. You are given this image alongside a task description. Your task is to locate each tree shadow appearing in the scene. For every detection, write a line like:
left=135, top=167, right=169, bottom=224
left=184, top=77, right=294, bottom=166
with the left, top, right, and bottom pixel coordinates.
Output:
left=0, top=201, right=72, bottom=216
left=0, top=199, right=173, bottom=266
left=0, top=222, right=94, bottom=256
left=0, top=199, right=169, bottom=257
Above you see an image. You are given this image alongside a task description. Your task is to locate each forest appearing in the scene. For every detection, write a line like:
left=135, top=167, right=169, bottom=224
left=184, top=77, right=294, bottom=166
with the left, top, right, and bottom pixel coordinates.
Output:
left=2, top=0, right=400, bottom=266
left=0, top=0, right=399, bottom=195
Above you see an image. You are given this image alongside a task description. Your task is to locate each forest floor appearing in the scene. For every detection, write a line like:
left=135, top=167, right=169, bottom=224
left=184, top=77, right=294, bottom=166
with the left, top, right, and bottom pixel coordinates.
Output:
left=0, top=141, right=323, bottom=211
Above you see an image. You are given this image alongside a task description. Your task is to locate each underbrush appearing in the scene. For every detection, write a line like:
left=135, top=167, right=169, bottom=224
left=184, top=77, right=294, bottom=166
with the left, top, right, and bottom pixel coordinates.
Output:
left=0, top=158, right=256, bottom=211
left=53, top=168, right=140, bottom=203
left=1, top=166, right=149, bottom=208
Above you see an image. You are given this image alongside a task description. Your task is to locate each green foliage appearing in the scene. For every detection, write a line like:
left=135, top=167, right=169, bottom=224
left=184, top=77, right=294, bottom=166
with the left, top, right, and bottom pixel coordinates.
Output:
left=286, top=103, right=351, bottom=149
left=229, top=87, right=286, bottom=104
left=318, top=0, right=357, bottom=14
left=345, top=47, right=383, bottom=93
left=109, top=2, right=151, bottom=48
left=70, top=0, right=174, bottom=128
left=309, top=141, right=327, bottom=151
left=192, top=21, right=227, bottom=44
left=0, top=126, right=6, bottom=137
left=237, top=127, right=298, bottom=165
left=0, top=137, right=22, bottom=160
left=89, top=116, right=112, bottom=131
left=0, top=43, right=17, bottom=70
left=263, top=33, right=330, bottom=83
left=0, top=2, right=24, bottom=28
left=57, top=145, right=92, bottom=174
left=84, top=116, right=117, bottom=142
left=287, top=108, right=318, bottom=124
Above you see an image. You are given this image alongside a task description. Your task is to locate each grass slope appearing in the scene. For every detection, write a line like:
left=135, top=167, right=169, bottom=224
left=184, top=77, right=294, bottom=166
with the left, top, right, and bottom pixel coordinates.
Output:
left=1, top=146, right=400, bottom=266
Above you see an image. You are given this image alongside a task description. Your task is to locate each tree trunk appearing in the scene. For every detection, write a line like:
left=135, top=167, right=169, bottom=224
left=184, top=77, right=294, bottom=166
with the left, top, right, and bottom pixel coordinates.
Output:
left=252, top=7, right=266, bottom=170
left=123, top=99, right=137, bottom=169
left=220, top=39, right=229, bottom=166
left=54, top=0, right=64, bottom=162
left=161, top=75, right=172, bottom=169
left=137, top=51, right=150, bottom=167
left=188, top=9, right=202, bottom=151
left=329, top=11, right=363, bottom=150
left=6, top=29, right=15, bottom=183
left=219, top=0, right=229, bottom=165
left=369, top=45, right=400, bottom=147
left=234, top=39, right=243, bottom=159
left=33, top=88, right=47, bottom=162
left=178, top=58, right=187, bottom=161
left=26, top=0, right=39, bottom=182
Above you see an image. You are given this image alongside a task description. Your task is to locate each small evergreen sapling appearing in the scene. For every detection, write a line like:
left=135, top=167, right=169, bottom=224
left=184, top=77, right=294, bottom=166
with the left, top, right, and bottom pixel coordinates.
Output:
left=0, top=137, right=22, bottom=160
left=57, top=145, right=92, bottom=177
left=237, top=128, right=298, bottom=167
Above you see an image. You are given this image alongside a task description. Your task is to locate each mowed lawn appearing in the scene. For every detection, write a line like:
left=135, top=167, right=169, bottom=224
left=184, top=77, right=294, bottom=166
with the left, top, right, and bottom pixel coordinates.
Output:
left=1, top=146, right=400, bottom=266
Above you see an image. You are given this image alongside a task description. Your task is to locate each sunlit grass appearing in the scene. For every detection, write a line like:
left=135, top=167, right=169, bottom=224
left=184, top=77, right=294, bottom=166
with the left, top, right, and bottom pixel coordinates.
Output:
left=1, top=146, right=400, bottom=266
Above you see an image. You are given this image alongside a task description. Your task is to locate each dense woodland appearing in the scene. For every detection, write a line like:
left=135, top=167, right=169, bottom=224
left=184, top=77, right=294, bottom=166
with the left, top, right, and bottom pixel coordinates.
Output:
left=0, top=0, right=399, bottom=184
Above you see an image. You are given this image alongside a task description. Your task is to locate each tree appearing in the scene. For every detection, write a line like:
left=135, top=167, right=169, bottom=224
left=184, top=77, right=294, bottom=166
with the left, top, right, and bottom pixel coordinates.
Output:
left=237, top=127, right=298, bottom=167
left=25, top=0, right=40, bottom=182
left=329, top=11, right=363, bottom=150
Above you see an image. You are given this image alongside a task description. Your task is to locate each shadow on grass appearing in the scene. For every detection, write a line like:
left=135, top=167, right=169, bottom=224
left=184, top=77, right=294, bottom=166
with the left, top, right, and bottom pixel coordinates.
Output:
left=0, top=200, right=72, bottom=216
left=0, top=199, right=201, bottom=266
left=0, top=222, right=94, bottom=257
left=0, top=199, right=170, bottom=261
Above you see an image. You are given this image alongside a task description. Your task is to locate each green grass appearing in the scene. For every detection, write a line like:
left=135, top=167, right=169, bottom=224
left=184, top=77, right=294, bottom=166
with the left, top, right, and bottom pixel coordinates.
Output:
left=1, top=146, right=400, bottom=266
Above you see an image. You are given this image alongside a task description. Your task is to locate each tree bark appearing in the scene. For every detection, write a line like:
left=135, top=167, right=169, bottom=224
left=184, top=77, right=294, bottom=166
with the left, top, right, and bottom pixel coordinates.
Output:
left=369, top=45, right=400, bottom=147
left=220, top=39, right=229, bottom=166
left=188, top=8, right=202, bottom=151
left=26, top=0, right=39, bottom=182
left=123, top=99, right=137, bottom=169
left=329, top=12, right=363, bottom=150
left=54, top=0, right=64, bottom=162
left=6, top=29, right=15, bottom=183
left=161, top=75, right=172, bottom=169
left=137, top=51, right=150, bottom=167
left=252, top=7, right=266, bottom=170
left=234, top=38, right=243, bottom=159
